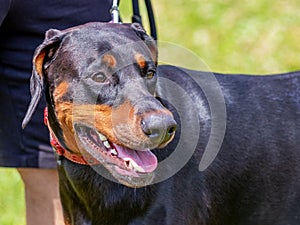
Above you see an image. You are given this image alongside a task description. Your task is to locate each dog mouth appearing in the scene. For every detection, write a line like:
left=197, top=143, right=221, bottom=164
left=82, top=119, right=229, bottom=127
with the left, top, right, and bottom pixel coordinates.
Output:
left=73, top=123, right=157, bottom=187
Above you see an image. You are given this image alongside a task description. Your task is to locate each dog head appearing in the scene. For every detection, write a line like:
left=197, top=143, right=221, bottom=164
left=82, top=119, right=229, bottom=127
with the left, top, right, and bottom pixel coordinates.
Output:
left=23, top=22, right=176, bottom=187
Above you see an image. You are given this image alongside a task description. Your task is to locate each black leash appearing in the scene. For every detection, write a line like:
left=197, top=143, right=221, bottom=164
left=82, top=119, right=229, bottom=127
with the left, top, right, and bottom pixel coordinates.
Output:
left=132, top=0, right=142, bottom=24
left=143, top=0, right=157, bottom=40
left=111, top=0, right=157, bottom=40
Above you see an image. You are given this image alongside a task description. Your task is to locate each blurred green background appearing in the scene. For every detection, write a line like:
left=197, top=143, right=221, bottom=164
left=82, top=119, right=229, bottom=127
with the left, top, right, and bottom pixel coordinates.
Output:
left=1, top=0, right=300, bottom=224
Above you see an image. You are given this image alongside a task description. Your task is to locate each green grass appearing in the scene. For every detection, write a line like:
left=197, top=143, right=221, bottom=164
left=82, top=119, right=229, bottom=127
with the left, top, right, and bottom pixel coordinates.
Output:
left=121, top=0, right=300, bottom=74
left=1, top=1, right=300, bottom=224
left=0, top=168, right=25, bottom=225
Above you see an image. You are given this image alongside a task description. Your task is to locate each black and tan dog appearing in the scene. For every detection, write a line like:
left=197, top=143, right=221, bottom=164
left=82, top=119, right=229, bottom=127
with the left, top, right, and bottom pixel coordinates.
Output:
left=23, top=22, right=300, bottom=225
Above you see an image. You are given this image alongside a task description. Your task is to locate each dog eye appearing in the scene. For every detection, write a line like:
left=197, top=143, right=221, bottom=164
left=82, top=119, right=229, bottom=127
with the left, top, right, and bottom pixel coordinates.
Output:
left=146, top=70, right=156, bottom=80
left=91, top=72, right=107, bottom=83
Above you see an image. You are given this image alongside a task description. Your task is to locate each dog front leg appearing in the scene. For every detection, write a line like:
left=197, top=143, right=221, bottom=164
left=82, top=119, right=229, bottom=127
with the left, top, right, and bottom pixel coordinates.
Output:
left=58, top=165, right=92, bottom=225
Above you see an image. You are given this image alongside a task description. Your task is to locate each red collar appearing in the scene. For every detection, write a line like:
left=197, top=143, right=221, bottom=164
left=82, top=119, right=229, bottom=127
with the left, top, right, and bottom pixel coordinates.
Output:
left=44, top=107, right=100, bottom=165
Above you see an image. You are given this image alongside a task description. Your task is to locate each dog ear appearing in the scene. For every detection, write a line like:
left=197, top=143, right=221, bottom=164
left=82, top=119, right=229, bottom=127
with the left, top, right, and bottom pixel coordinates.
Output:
left=131, top=23, right=158, bottom=63
left=22, top=29, right=65, bottom=128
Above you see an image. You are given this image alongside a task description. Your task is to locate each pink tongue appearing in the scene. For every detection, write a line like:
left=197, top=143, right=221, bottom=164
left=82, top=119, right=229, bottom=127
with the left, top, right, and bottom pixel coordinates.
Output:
left=112, top=144, right=158, bottom=173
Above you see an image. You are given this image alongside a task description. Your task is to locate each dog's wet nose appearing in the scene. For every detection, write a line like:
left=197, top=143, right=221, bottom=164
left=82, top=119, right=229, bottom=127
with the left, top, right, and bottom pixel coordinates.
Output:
left=141, top=114, right=177, bottom=146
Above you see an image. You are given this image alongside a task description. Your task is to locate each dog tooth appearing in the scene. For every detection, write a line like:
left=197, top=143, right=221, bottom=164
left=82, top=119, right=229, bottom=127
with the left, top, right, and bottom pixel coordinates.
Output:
left=99, top=133, right=107, bottom=141
left=110, top=148, right=118, bottom=156
left=124, top=159, right=145, bottom=173
left=128, top=162, right=134, bottom=170
left=103, top=141, right=111, bottom=149
left=131, top=161, right=145, bottom=173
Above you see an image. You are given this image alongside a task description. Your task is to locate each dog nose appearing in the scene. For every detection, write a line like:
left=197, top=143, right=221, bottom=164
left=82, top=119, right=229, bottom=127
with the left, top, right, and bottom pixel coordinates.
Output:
left=141, top=114, right=177, bottom=146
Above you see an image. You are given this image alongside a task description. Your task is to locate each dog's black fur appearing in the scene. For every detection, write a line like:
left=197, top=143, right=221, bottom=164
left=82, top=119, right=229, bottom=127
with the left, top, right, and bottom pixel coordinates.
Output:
left=23, top=22, right=300, bottom=225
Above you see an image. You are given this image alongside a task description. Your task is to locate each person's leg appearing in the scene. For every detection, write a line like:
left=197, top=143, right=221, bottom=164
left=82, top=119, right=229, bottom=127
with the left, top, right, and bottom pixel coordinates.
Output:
left=18, top=168, right=64, bottom=225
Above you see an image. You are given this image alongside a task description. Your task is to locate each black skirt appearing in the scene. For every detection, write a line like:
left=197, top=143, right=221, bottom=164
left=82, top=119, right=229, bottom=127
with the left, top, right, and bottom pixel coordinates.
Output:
left=0, top=0, right=112, bottom=168
left=0, top=65, right=56, bottom=168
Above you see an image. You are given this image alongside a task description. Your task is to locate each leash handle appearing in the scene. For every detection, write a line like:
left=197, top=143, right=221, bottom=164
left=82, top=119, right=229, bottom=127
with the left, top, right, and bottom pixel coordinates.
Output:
left=111, top=0, right=120, bottom=23
left=144, top=0, right=157, bottom=40
left=110, top=0, right=157, bottom=40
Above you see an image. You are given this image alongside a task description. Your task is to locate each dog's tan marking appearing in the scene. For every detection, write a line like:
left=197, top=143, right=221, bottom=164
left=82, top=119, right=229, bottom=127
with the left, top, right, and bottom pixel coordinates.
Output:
left=35, top=51, right=46, bottom=78
left=53, top=81, right=69, bottom=103
left=55, top=102, right=126, bottom=153
left=102, top=54, right=117, bottom=69
left=111, top=101, right=150, bottom=148
left=55, top=101, right=152, bottom=153
left=134, top=53, right=147, bottom=69
left=63, top=217, right=72, bottom=225
left=55, top=102, right=80, bottom=153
